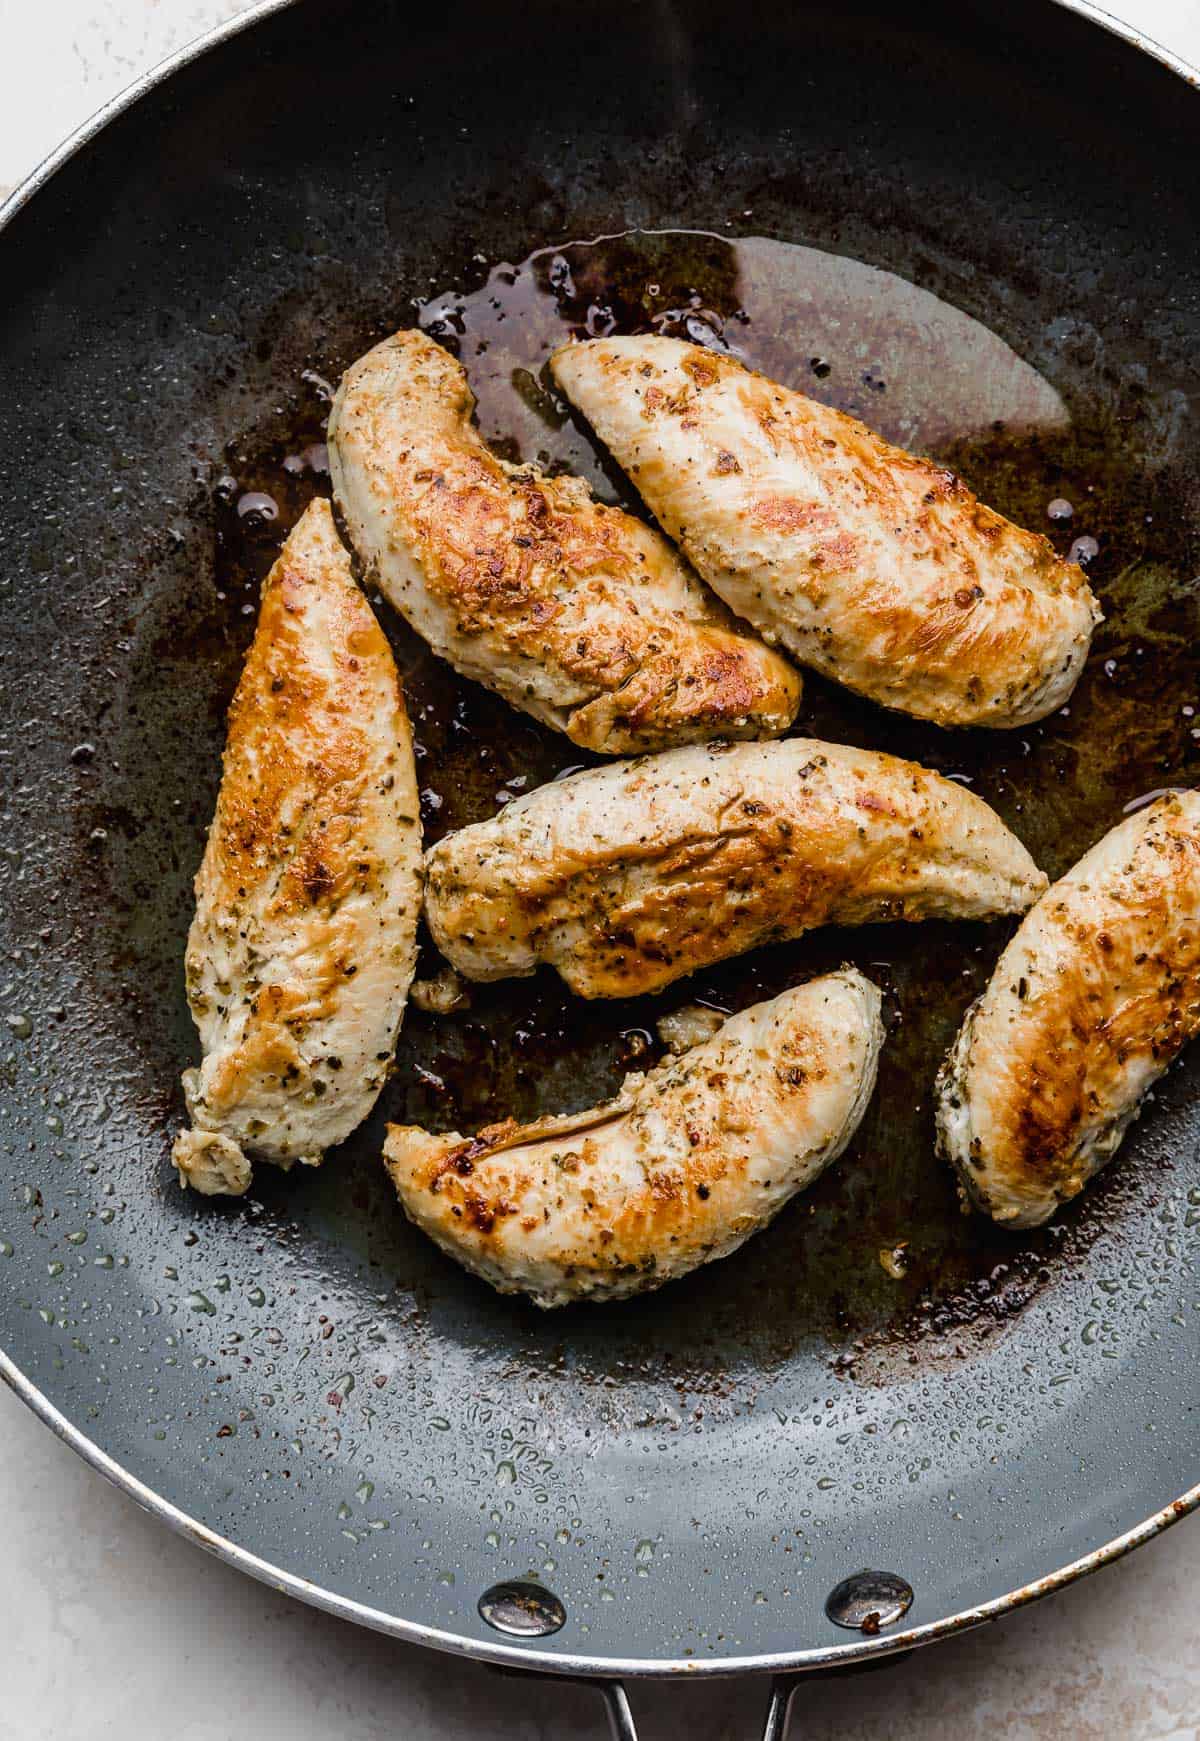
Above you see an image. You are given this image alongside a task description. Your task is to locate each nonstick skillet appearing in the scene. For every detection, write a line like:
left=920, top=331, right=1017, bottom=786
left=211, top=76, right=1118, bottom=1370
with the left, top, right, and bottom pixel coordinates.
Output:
left=1, top=2, right=1199, bottom=1734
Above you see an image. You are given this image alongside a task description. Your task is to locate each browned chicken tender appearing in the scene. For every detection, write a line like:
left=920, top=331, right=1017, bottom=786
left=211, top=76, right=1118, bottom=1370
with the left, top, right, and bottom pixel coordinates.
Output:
left=424, top=739, right=1046, bottom=999
left=385, top=970, right=882, bottom=1306
left=936, top=792, right=1200, bottom=1227
left=327, top=329, right=801, bottom=754
left=173, top=499, right=422, bottom=1196
left=551, top=335, right=1101, bottom=728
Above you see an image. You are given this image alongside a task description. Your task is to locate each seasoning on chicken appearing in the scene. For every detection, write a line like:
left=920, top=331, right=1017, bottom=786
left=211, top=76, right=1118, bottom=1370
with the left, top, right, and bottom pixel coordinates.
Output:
left=384, top=969, right=882, bottom=1306
left=551, top=335, right=1100, bottom=729
left=424, top=738, right=1046, bottom=1000
left=327, top=329, right=801, bottom=754
left=172, top=498, right=422, bottom=1195
left=936, top=791, right=1200, bottom=1227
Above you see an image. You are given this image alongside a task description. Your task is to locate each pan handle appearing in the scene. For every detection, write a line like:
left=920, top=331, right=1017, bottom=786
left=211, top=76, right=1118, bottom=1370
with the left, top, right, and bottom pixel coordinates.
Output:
left=760, top=1676, right=800, bottom=1740
left=588, top=1675, right=799, bottom=1739
left=599, top=1680, right=638, bottom=1740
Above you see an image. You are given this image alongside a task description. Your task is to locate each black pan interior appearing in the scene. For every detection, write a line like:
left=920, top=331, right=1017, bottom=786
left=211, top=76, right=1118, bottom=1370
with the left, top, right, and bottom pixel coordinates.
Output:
left=0, top=0, right=1198, bottom=1670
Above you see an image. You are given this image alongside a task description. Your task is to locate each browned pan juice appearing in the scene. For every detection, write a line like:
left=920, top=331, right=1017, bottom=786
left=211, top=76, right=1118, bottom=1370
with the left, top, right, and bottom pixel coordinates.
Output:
left=201, top=231, right=1199, bottom=1378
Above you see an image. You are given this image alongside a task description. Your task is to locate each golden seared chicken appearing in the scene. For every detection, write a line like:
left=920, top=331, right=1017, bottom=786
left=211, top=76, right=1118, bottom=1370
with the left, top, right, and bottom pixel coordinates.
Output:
left=425, top=739, right=1045, bottom=999
left=936, top=792, right=1200, bottom=1228
left=384, top=969, right=882, bottom=1306
left=551, top=335, right=1101, bottom=729
left=327, top=330, right=800, bottom=753
left=173, top=499, right=422, bottom=1196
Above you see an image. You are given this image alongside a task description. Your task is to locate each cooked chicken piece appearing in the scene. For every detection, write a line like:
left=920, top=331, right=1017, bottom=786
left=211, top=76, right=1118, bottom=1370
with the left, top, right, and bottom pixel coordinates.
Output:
left=655, top=1003, right=726, bottom=1055
left=551, top=335, right=1101, bottom=729
left=425, top=738, right=1045, bottom=1000
left=384, top=968, right=882, bottom=1306
left=173, top=498, right=422, bottom=1196
left=409, top=965, right=471, bottom=1016
left=327, top=330, right=801, bottom=754
left=936, top=792, right=1200, bottom=1228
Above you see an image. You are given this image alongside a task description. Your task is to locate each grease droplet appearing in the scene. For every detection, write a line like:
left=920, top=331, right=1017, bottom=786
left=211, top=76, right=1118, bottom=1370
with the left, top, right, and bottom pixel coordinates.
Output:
left=236, top=491, right=279, bottom=524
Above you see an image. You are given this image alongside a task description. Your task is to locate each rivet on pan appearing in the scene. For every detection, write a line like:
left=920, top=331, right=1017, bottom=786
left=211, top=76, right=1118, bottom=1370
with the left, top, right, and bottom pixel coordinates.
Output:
left=478, top=1579, right=566, bottom=1637
left=824, top=1570, right=913, bottom=1633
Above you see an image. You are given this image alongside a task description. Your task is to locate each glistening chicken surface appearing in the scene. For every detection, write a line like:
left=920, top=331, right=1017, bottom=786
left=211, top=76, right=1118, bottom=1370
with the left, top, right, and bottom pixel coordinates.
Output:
left=328, top=329, right=801, bottom=754
left=384, top=970, right=883, bottom=1306
left=425, top=738, right=1046, bottom=999
left=173, top=499, right=423, bottom=1195
left=936, top=792, right=1200, bottom=1227
left=551, top=334, right=1100, bottom=728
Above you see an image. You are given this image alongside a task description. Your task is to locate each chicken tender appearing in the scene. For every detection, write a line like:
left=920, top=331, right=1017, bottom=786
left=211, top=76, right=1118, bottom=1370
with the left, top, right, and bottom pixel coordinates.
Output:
left=551, top=335, right=1100, bottom=728
left=425, top=738, right=1046, bottom=999
left=936, top=792, right=1200, bottom=1227
left=173, top=499, right=422, bottom=1195
left=327, top=329, right=801, bottom=753
left=384, top=969, right=882, bottom=1306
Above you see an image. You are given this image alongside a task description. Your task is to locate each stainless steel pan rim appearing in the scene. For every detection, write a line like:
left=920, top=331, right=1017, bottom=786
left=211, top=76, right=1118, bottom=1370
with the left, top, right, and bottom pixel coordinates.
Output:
left=0, top=0, right=1193, bottom=251
left=4, top=1343, right=1197, bottom=1677
left=1, top=0, right=1198, bottom=1683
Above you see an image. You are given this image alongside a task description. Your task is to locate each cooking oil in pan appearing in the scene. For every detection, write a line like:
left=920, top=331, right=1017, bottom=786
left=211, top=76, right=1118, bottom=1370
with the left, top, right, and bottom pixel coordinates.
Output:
left=193, top=229, right=1198, bottom=1375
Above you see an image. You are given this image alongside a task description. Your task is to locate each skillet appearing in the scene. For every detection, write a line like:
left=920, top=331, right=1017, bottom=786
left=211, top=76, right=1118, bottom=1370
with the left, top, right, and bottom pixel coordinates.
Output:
left=1, top=1, right=1199, bottom=1733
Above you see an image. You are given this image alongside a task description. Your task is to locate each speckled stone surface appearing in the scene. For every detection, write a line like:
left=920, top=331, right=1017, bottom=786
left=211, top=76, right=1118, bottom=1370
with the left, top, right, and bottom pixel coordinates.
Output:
left=2, top=3, right=1200, bottom=1736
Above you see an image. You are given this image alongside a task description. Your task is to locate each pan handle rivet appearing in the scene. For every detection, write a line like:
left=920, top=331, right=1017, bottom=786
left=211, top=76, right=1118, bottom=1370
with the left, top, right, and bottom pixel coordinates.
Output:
left=478, top=1579, right=567, bottom=1637
left=824, top=1570, right=913, bottom=1632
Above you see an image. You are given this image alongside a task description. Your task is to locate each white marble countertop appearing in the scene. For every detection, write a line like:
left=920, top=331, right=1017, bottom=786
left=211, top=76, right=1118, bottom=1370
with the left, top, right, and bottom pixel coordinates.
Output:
left=3, top=3, right=1200, bottom=1736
